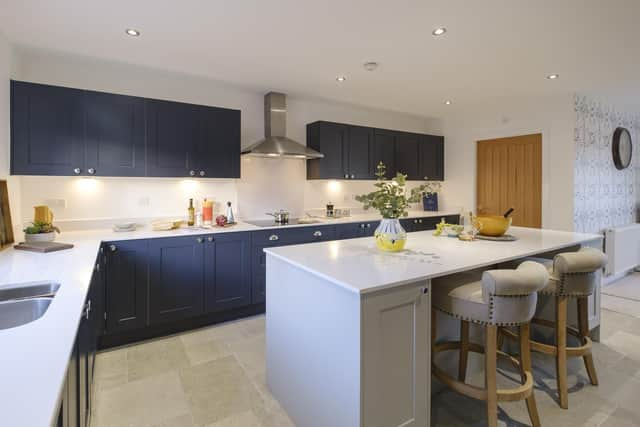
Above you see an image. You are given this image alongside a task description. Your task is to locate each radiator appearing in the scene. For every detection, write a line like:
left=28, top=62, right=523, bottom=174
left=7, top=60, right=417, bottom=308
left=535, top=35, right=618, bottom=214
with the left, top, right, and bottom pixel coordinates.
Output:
left=605, top=224, right=640, bottom=276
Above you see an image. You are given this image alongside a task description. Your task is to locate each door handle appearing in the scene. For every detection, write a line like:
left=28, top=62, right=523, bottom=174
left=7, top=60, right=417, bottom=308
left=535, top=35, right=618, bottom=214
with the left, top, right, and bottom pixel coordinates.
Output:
left=73, top=167, right=82, bottom=175
left=199, top=171, right=206, bottom=177
left=269, top=235, right=279, bottom=241
left=109, top=244, right=117, bottom=252
left=344, top=174, right=349, bottom=179
left=207, top=236, right=214, bottom=242
left=84, top=300, right=91, bottom=320
left=350, top=174, right=355, bottom=179
left=366, top=223, right=371, bottom=228
left=196, top=237, right=204, bottom=243
left=87, top=168, right=96, bottom=175
left=313, top=231, right=322, bottom=237
left=189, top=170, right=196, bottom=176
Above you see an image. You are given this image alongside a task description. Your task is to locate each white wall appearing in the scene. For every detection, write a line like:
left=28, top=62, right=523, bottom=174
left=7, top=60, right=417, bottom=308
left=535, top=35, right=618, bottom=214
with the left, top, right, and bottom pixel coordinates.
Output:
left=0, top=32, right=21, bottom=236
left=13, top=47, right=441, bottom=225
left=441, top=93, right=576, bottom=231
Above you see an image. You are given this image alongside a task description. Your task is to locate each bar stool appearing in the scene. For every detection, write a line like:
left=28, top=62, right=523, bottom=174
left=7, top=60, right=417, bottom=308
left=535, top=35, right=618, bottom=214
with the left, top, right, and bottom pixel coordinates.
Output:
left=431, top=261, right=549, bottom=427
left=500, top=247, right=607, bottom=409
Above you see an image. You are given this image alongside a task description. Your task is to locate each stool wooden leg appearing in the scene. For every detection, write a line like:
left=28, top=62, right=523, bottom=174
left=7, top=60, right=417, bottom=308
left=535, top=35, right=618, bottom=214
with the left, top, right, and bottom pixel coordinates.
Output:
left=577, top=297, right=599, bottom=386
left=459, top=320, right=470, bottom=382
left=519, top=323, right=541, bottom=427
left=486, top=325, right=498, bottom=427
left=556, top=296, right=569, bottom=409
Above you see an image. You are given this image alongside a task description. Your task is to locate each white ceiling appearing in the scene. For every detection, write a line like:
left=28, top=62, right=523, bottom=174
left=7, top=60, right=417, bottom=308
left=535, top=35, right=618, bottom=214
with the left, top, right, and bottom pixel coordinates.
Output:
left=2, top=0, right=640, bottom=117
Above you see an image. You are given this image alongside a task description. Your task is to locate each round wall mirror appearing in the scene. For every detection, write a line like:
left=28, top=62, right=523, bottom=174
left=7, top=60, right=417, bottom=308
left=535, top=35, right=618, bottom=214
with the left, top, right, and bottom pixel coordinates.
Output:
left=612, top=127, right=632, bottom=170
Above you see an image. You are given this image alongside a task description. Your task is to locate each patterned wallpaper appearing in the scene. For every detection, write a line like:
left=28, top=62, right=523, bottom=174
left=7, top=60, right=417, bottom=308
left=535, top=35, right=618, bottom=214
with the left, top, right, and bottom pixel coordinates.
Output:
left=574, top=95, right=640, bottom=233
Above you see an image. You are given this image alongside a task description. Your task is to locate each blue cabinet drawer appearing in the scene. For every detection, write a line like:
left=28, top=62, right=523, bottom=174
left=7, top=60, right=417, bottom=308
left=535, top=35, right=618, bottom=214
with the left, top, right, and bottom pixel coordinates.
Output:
left=252, top=225, right=336, bottom=246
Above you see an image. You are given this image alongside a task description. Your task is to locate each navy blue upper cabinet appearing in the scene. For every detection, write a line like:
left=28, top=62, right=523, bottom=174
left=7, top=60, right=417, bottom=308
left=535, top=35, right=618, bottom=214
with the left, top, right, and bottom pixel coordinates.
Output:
left=84, top=91, right=146, bottom=177
left=198, top=106, right=241, bottom=178
left=307, top=121, right=374, bottom=180
left=104, top=239, right=149, bottom=334
left=11, top=81, right=85, bottom=176
left=148, top=236, right=205, bottom=324
left=395, top=132, right=421, bottom=180
left=419, top=135, right=444, bottom=181
left=204, top=232, right=251, bottom=312
left=146, top=99, right=200, bottom=177
left=307, top=121, right=348, bottom=179
left=372, top=129, right=397, bottom=178
left=11, top=80, right=241, bottom=178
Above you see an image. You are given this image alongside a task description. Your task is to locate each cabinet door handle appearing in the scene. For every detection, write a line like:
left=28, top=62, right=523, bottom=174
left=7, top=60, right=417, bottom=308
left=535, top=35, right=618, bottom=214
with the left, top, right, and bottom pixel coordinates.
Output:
left=196, top=237, right=204, bottom=243
left=109, top=244, right=117, bottom=252
left=189, top=170, right=196, bottom=176
left=87, top=168, right=96, bottom=175
left=344, top=174, right=349, bottom=179
left=424, top=176, right=428, bottom=180
left=350, top=174, right=355, bottom=179
left=73, top=167, right=82, bottom=175
left=199, top=170, right=206, bottom=177
left=269, top=234, right=279, bottom=241
left=207, top=236, right=214, bottom=242
left=95, top=263, right=100, bottom=272
left=359, top=224, right=365, bottom=229
left=418, top=219, right=423, bottom=223
left=84, top=300, right=91, bottom=320
left=414, top=219, right=418, bottom=224
left=313, top=231, right=322, bottom=237
left=366, top=223, right=371, bottom=228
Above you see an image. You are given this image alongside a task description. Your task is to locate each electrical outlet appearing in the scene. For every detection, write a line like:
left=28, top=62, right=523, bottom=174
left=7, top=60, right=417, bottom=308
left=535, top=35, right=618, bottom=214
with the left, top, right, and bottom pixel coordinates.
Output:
left=45, top=199, right=66, bottom=209
left=138, top=196, right=150, bottom=206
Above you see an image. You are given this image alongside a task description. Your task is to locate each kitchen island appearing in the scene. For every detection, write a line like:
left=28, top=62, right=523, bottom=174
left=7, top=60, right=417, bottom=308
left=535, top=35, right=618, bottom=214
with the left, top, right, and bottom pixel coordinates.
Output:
left=264, top=227, right=603, bottom=427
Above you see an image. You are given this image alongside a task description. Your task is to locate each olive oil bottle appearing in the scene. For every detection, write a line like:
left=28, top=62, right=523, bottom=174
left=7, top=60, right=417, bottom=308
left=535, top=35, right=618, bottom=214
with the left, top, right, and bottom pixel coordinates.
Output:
left=187, top=198, right=195, bottom=226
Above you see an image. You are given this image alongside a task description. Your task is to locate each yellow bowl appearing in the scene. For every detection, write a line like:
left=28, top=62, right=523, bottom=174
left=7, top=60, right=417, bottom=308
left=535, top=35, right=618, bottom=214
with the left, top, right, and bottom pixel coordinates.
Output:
left=475, top=215, right=512, bottom=237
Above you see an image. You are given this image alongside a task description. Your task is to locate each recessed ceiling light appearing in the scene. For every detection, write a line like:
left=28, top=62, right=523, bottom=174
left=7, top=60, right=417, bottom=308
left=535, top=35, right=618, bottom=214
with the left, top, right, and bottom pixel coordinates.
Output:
left=444, top=100, right=452, bottom=105
left=125, top=28, right=141, bottom=37
left=546, top=74, right=559, bottom=80
left=432, top=27, right=447, bottom=36
left=336, top=76, right=347, bottom=82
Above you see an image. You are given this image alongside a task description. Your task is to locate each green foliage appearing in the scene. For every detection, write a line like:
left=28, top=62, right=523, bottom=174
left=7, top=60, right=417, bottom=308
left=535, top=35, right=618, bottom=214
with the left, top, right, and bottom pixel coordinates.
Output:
left=23, top=221, right=60, bottom=235
left=355, top=162, right=431, bottom=219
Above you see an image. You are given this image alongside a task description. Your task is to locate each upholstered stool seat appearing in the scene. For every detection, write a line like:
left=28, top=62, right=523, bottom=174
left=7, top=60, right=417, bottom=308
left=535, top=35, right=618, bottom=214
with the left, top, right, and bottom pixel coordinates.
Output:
left=431, top=261, right=549, bottom=427
left=500, top=247, right=608, bottom=409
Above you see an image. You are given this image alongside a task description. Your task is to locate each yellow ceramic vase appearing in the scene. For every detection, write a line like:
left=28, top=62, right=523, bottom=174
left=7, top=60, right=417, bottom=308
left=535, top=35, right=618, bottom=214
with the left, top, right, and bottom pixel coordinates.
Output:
left=374, top=218, right=407, bottom=252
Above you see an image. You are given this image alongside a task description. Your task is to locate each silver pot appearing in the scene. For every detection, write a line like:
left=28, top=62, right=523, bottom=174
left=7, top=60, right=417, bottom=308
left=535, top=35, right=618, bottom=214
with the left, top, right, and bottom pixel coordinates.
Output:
left=266, top=210, right=290, bottom=223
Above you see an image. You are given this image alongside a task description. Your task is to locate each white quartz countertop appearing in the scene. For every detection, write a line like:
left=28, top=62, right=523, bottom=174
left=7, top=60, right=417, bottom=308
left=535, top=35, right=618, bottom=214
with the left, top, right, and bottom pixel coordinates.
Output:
left=265, top=227, right=603, bottom=295
left=0, top=210, right=453, bottom=427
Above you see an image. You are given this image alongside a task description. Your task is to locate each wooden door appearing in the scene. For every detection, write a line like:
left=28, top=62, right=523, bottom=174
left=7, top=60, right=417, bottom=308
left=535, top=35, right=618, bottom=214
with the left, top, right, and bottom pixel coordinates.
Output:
left=477, top=134, right=542, bottom=228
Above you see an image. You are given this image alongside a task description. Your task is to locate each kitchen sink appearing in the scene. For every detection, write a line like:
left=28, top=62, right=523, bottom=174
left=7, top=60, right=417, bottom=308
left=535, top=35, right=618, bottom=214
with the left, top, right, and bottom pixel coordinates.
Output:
left=0, top=282, right=60, bottom=302
left=0, top=298, right=53, bottom=330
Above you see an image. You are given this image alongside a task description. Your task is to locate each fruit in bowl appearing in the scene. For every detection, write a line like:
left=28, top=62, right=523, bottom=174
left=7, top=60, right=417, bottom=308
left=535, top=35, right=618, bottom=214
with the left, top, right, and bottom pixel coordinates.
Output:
left=215, top=215, right=228, bottom=227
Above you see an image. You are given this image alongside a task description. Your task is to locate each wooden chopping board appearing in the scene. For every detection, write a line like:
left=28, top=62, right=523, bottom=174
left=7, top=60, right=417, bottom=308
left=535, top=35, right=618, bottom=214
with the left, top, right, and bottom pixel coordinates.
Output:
left=14, top=242, right=74, bottom=253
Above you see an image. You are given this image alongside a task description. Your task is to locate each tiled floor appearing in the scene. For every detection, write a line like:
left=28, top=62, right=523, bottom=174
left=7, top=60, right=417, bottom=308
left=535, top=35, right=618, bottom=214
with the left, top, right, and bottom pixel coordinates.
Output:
left=602, top=272, right=640, bottom=319
left=92, top=309, right=640, bottom=427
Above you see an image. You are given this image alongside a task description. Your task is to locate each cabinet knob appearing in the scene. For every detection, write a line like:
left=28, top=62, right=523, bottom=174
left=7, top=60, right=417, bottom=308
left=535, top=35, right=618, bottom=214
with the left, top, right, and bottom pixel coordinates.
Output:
left=313, top=231, right=322, bottom=237
left=414, top=219, right=418, bottom=224
left=424, top=176, right=428, bottom=180
left=366, top=223, right=371, bottom=228
left=196, top=237, right=204, bottom=243
left=73, top=167, right=82, bottom=175
left=199, top=171, right=206, bottom=177
left=207, top=236, right=214, bottom=242
left=344, top=174, right=349, bottom=179
left=350, top=174, right=355, bottom=179
left=269, top=234, right=279, bottom=241
left=95, top=263, right=100, bottom=272
left=418, top=219, right=423, bottom=223
left=84, top=300, right=91, bottom=320
left=360, top=224, right=365, bottom=229
left=109, top=244, right=117, bottom=252
left=189, top=170, right=196, bottom=176
left=87, top=168, right=96, bottom=175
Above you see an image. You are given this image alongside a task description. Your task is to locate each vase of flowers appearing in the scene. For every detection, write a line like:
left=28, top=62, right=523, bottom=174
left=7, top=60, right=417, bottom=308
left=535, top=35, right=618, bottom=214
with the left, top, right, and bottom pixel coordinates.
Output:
left=356, top=162, right=430, bottom=252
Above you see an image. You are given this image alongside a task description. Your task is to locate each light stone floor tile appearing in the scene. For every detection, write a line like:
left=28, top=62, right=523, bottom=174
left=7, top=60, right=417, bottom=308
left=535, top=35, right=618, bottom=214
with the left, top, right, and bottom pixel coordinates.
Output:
left=178, top=355, right=266, bottom=426
left=127, top=336, right=191, bottom=382
left=92, top=308, right=640, bottom=427
left=92, top=371, right=190, bottom=427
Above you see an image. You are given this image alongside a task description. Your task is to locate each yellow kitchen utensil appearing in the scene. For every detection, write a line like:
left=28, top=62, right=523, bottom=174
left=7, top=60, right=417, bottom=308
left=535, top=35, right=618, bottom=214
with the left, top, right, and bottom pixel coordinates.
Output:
left=34, top=205, right=54, bottom=224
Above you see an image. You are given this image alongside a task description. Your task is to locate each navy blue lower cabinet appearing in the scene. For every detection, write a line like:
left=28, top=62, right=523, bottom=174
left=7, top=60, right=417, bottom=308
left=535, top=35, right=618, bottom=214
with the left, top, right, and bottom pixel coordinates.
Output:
left=104, top=239, right=149, bottom=334
left=204, top=232, right=252, bottom=312
left=251, top=225, right=336, bottom=303
left=335, top=221, right=380, bottom=239
left=148, top=236, right=205, bottom=324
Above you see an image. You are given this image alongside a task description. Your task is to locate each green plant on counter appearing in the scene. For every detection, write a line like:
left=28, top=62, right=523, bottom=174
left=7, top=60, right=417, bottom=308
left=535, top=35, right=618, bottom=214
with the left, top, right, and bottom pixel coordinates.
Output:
left=355, top=162, right=430, bottom=219
left=433, top=218, right=464, bottom=236
left=23, top=221, right=60, bottom=235
left=422, top=180, right=442, bottom=195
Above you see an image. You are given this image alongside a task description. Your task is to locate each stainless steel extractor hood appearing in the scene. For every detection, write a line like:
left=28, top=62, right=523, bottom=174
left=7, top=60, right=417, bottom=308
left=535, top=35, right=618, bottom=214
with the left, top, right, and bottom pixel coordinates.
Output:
left=241, top=92, right=324, bottom=159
